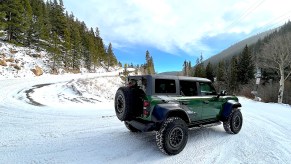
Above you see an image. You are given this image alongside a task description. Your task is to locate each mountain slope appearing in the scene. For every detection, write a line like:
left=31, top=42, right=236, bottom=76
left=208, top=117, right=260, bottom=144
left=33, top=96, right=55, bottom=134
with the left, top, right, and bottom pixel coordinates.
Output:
left=204, top=28, right=276, bottom=65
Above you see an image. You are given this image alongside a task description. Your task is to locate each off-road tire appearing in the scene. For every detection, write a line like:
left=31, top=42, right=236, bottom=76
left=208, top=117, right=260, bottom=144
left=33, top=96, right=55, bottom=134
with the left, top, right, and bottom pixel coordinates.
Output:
left=156, top=117, right=188, bottom=155
left=223, top=109, right=243, bottom=134
left=114, top=87, right=135, bottom=121
left=124, top=121, right=140, bottom=132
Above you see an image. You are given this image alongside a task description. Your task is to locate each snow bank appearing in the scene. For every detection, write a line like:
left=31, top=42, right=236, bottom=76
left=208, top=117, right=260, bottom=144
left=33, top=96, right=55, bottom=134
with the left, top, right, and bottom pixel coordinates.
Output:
left=29, top=75, right=123, bottom=107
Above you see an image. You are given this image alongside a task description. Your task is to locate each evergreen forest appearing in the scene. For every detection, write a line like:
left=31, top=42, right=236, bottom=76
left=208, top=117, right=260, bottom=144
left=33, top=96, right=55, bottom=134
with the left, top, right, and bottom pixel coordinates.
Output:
left=0, top=0, right=118, bottom=72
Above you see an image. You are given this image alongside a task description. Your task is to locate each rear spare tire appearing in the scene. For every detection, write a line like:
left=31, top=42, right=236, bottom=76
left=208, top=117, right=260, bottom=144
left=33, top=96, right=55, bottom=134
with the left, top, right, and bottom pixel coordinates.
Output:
left=114, top=87, right=137, bottom=121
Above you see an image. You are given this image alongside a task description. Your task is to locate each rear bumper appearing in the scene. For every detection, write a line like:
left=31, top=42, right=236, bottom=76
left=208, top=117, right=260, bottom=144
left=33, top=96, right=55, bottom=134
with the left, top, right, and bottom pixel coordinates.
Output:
left=127, top=119, right=157, bottom=132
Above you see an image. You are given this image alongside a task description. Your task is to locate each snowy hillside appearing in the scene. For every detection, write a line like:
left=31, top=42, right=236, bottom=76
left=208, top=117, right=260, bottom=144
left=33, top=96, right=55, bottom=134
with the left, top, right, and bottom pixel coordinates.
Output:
left=0, top=41, right=121, bottom=80
left=0, top=72, right=291, bottom=163
left=0, top=41, right=51, bottom=79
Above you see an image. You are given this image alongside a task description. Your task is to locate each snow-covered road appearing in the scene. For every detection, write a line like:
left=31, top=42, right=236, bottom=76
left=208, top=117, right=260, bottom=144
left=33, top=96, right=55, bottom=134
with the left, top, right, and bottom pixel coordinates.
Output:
left=0, top=74, right=291, bottom=164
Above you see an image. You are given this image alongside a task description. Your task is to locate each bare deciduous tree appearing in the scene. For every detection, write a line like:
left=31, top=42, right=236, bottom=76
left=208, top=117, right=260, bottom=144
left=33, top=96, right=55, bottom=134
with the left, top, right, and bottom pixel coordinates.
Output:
left=259, top=32, right=291, bottom=103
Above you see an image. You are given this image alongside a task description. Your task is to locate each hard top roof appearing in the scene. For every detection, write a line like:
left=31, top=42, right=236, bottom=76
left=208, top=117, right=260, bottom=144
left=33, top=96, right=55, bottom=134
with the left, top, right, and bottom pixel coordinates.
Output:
left=128, top=75, right=211, bottom=83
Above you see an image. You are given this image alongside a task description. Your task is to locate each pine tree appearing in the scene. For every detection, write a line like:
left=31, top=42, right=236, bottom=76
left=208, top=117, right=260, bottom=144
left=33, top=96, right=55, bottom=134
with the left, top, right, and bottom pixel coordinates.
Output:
left=70, top=21, right=81, bottom=70
left=123, top=63, right=129, bottom=78
left=106, top=43, right=117, bottom=67
left=194, top=54, right=205, bottom=77
left=94, top=27, right=106, bottom=64
left=183, top=60, right=188, bottom=76
left=21, top=0, right=32, bottom=46
left=49, top=31, right=61, bottom=73
left=229, top=57, right=238, bottom=92
left=216, top=61, right=225, bottom=81
left=144, top=50, right=155, bottom=74
left=78, top=21, right=91, bottom=71
left=86, top=27, right=97, bottom=69
left=28, top=0, right=45, bottom=47
left=0, top=3, right=6, bottom=35
left=50, top=0, right=66, bottom=37
left=145, top=50, right=150, bottom=67
left=63, top=13, right=76, bottom=69
left=145, top=50, right=150, bottom=74
left=1, top=0, right=25, bottom=43
left=188, top=61, right=192, bottom=76
left=40, top=1, right=51, bottom=41
left=149, top=56, right=155, bottom=74
left=63, top=26, right=71, bottom=68
left=88, top=32, right=96, bottom=70
left=59, top=0, right=64, bottom=6
left=206, top=62, right=214, bottom=82
left=118, top=62, right=122, bottom=67
left=95, top=27, right=100, bottom=37
left=182, top=60, right=192, bottom=76
left=238, top=45, right=254, bottom=84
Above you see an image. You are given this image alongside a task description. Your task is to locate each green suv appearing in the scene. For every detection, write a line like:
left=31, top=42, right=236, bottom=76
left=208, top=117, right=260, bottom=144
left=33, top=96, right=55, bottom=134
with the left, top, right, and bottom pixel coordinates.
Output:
left=114, top=75, right=242, bottom=155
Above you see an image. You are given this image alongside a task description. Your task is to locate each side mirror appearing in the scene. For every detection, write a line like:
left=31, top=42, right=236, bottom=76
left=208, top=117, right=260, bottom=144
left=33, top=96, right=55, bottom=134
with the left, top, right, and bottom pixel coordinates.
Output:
left=217, top=90, right=227, bottom=98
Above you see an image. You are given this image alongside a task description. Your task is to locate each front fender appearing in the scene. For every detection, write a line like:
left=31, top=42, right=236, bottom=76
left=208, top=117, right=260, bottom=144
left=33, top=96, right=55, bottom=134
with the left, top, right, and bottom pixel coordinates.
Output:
left=151, top=103, right=190, bottom=123
left=220, top=100, right=242, bottom=121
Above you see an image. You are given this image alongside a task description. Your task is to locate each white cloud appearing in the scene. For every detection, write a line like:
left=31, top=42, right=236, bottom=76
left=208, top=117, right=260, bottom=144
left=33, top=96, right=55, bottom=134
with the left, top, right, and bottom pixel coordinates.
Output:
left=63, top=0, right=291, bottom=56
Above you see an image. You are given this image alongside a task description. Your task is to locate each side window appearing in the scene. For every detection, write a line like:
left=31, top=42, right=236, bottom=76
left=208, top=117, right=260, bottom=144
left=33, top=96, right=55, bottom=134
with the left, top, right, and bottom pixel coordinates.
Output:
left=155, top=79, right=176, bottom=94
left=179, top=80, right=198, bottom=96
left=199, top=82, right=217, bottom=95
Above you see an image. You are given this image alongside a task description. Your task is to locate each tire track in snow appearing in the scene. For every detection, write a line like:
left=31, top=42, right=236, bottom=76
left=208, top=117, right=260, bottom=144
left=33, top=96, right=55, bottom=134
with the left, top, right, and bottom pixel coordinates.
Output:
left=24, top=83, right=53, bottom=106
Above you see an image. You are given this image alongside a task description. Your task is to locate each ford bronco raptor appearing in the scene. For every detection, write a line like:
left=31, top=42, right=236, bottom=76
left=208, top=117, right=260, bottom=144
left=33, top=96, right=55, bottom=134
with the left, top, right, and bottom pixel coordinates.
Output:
left=114, top=75, right=242, bottom=155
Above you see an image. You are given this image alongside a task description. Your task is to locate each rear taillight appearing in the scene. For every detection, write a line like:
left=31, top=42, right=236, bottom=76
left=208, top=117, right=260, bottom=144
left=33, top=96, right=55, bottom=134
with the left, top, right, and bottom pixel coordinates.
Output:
left=143, top=101, right=150, bottom=108
left=143, top=100, right=150, bottom=117
left=143, top=110, right=149, bottom=116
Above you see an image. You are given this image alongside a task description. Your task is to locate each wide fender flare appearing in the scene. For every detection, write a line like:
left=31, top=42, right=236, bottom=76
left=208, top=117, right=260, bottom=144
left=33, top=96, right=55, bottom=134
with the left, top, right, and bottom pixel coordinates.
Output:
left=220, top=100, right=242, bottom=121
left=151, top=103, right=190, bottom=123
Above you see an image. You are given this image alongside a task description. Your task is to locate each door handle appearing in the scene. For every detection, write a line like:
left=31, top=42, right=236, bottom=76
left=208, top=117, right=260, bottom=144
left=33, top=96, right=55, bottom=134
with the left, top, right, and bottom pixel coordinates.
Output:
left=181, top=101, right=189, bottom=105
left=203, top=101, right=209, bottom=104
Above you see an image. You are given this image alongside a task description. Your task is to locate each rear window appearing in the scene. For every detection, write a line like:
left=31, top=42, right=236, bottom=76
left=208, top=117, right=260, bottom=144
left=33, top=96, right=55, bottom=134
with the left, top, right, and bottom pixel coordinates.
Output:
left=155, top=79, right=176, bottom=93
left=180, top=80, right=198, bottom=96
left=128, top=77, right=147, bottom=93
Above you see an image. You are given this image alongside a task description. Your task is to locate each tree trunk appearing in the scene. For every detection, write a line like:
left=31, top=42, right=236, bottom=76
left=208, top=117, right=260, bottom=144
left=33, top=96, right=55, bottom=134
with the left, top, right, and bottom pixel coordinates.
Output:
left=278, top=67, right=285, bottom=103
left=7, top=12, right=11, bottom=41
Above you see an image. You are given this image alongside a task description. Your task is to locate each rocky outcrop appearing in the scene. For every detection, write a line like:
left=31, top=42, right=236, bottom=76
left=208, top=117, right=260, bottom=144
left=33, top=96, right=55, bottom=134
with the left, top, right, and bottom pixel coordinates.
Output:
left=31, top=66, right=43, bottom=76
left=10, top=63, right=21, bottom=70
left=31, top=54, right=41, bottom=58
left=5, top=58, right=15, bottom=62
left=0, top=59, right=7, bottom=66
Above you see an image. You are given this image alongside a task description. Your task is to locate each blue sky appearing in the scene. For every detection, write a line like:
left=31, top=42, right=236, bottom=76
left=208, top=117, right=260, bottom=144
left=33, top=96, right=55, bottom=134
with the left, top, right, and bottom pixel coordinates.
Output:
left=62, top=0, right=291, bottom=73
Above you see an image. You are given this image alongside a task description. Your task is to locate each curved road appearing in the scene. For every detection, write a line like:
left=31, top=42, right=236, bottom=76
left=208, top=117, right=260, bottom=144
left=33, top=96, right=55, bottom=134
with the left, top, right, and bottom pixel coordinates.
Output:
left=0, top=75, right=291, bottom=163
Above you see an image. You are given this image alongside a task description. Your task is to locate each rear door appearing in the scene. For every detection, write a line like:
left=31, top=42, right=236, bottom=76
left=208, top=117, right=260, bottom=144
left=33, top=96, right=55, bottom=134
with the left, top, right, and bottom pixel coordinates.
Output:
left=177, top=80, right=203, bottom=121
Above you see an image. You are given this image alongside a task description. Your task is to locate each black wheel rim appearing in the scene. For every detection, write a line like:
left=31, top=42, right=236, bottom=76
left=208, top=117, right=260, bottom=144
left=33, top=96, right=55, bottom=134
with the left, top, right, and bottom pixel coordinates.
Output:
left=117, top=95, right=124, bottom=113
left=169, top=127, right=184, bottom=148
left=233, top=115, right=241, bottom=129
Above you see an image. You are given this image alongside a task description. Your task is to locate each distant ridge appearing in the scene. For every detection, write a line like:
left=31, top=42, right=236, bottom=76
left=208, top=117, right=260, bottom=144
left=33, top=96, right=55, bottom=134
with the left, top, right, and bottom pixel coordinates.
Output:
left=203, top=28, right=277, bottom=65
left=158, top=71, right=182, bottom=76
